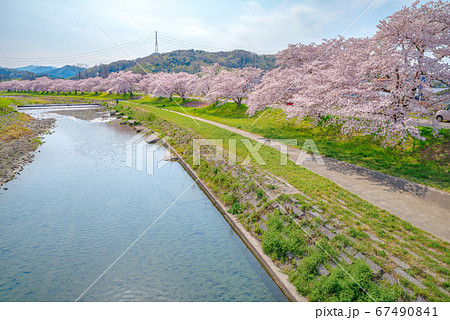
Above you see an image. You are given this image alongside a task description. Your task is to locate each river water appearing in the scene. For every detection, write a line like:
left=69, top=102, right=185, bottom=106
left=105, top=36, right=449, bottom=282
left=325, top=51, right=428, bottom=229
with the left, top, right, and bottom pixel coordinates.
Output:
left=0, top=109, right=287, bottom=302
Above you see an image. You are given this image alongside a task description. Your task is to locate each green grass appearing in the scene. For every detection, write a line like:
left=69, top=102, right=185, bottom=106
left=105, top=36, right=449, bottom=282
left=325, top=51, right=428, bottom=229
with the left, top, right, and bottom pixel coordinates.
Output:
left=0, top=98, right=16, bottom=115
left=114, top=100, right=449, bottom=301
left=163, top=101, right=450, bottom=191
left=0, top=97, right=35, bottom=143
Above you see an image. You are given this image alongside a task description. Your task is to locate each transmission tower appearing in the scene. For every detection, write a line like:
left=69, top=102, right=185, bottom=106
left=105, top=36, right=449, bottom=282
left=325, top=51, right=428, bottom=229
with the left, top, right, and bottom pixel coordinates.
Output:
left=155, top=31, right=159, bottom=53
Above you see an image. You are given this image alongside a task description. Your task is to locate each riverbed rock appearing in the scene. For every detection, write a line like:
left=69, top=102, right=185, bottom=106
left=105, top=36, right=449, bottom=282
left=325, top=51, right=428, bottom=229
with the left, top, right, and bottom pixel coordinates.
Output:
left=145, top=134, right=160, bottom=144
left=134, top=125, right=147, bottom=133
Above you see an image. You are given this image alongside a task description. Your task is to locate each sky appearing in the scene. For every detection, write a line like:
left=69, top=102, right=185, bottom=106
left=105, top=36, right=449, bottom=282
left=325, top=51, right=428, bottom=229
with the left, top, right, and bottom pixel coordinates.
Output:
left=0, top=0, right=418, bottom=68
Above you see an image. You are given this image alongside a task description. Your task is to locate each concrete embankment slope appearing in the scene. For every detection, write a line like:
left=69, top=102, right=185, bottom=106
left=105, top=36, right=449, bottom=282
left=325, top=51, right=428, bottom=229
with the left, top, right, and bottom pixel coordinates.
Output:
left=166, top=110, right=450, bottom=243
left=160, top=139, right=306, bottom=302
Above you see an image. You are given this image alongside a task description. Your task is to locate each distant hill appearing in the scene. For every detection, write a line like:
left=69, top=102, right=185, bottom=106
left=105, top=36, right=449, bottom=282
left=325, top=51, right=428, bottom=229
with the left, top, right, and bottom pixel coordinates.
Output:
left=14, top=65, right=40, bottom=72
left=2, top=50, right=275, bottom=81
left=0, top=67, right=37, bottom=81
left=31, top=66, right=59, bottom=74
left=4, top=65, right=85, bottom=79
left=46, top=65, right=83, bottom=79
left=15, top=65, right=58, bottom=74
left=83, top=49, right=276, bottom=78
left=136, top=49, right=276, bottom=73
left=84, top=60, right=136, bottom=78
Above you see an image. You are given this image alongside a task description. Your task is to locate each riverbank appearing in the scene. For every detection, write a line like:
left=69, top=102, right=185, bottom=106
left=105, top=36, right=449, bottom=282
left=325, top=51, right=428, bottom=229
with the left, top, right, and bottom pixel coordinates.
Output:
left=160, top=138, right=306, bottom=302
left=4, top=92, right=448, bottom=191
left=115, top=102, right=450, bottom=302
left=0, top=104, right=55, bottom=187
left=167, top=101, right=450, bottom=192
left=164, top=108, right=450, bottom=244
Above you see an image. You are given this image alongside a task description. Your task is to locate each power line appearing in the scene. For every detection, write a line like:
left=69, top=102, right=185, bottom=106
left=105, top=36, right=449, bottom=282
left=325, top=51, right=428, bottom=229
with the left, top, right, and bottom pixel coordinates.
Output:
left=158, top=33, right=232, bottom=51
left=0, top=32, right=276, bottom=67
left=158, top=37, right=227, bottom=52
left=0, top=35, right=154, bottom=63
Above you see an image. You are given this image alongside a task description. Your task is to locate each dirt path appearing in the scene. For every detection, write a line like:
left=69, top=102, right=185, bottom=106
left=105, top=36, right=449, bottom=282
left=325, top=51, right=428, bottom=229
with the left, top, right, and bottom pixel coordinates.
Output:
left=166, top=109, right=450, bottom=243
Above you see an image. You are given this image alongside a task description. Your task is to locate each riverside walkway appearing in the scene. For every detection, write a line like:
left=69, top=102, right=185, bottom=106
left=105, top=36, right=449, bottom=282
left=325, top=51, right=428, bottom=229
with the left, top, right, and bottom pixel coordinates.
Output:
left=166, top=109, right=450, bottom=242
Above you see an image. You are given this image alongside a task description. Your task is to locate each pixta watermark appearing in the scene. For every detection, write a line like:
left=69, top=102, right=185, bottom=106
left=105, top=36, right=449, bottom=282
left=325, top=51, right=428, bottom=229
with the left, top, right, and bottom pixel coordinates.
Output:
left=193, top=138, right=325, bottom=166
left=126, top=133, right=170, bottom=175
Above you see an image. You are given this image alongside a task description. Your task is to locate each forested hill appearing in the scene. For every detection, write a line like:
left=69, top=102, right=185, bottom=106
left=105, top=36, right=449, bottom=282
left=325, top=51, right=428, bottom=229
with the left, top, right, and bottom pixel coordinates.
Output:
left=84, top=49, right=276, bottom=78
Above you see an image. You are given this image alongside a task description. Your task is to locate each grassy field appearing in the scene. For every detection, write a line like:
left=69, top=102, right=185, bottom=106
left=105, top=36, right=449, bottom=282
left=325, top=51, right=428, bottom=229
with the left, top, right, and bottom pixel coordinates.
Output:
left=114, top=100, right=449, bottom=302
left=160, top=101, right=449, bottom=192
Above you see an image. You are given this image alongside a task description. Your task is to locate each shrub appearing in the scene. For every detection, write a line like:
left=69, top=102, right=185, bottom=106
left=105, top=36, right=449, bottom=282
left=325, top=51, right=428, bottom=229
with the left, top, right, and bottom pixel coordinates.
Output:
left=348, top=228, right=369, bottom=239
left=256, top=188, right=265, bottom=199
left=228, top=202, right=243, bottom=215
left=262, top=230, right=287, bottom=261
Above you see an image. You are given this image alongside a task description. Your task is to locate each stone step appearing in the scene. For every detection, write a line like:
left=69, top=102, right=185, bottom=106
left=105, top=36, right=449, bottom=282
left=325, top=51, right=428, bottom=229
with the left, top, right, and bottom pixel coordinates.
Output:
left=145, top=134, right=160, bottom=144
left=390, top=256, right=410, bottom=269
left=393, top=268, right=426, bottom=289
left=318, top=225, right=336, bottom=240
left=318, top=264, right=330, bottom=276
left=338, top=252, right=353, bottom=264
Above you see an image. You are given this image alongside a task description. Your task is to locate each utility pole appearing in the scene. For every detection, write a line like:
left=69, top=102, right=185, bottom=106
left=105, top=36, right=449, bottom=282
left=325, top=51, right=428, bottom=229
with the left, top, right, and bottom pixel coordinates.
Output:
left=155, top=31, right=159, bottom=54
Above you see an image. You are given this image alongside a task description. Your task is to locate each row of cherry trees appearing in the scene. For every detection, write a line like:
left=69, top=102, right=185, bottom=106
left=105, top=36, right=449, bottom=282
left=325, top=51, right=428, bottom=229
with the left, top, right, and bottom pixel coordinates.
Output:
left=0, top=66, right=261, bottom=106
left=1, top=1, right=448, bottom=144
left=248, top=0, right=449, bottom=144
left=0, top=71, right=143, bottom=95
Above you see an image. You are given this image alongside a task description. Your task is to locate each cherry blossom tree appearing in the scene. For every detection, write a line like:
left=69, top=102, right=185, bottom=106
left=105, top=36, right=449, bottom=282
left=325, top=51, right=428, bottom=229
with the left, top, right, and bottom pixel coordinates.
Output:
left=142, top=72, right=176, bottom=99
left=139, top=72, right=195, bottom=101
left=29, top=77, right=52, bottom=92
left=49, top=79, right=67, bottom=93
left=247, top=66, right=302, bottom=113
left=192, top=64, right=222, bottom=98
left=248, top=0, right=449, bottom=145
left=207, top=67, right=261, bottom=106
left=357, top=0, right=450, bottom=143
left=105, top=71, right=142, bottom=95
left=170, top=72, right=196, bottom=101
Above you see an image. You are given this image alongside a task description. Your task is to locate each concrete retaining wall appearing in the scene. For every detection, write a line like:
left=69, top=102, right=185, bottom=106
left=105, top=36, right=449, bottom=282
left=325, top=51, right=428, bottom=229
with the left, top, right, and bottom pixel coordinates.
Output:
left=159, top=138, right=306, bottom=302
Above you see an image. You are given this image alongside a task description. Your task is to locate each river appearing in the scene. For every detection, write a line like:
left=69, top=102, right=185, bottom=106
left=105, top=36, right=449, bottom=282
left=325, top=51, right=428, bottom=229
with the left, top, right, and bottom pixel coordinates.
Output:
left=0, top=109, right=287, bottom=302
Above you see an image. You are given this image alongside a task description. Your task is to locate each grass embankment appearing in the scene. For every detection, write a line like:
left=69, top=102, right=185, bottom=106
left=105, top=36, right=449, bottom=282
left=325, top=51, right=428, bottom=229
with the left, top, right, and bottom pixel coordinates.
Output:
left=0, top=98, right=34, bottom=143
left=114, top=100, right=450, bottom=302
left=162, top=101, right=449, bottom=192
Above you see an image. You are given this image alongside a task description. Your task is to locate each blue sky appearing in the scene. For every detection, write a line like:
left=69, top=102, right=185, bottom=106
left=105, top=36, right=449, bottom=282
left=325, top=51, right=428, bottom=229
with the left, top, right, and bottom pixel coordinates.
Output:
left=0, top=0, right=417, bottom=68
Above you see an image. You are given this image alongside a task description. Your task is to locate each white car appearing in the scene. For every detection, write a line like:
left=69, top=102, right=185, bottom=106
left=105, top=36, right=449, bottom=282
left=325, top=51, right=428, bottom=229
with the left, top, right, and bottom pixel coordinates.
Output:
left=436, top=105, right=450, bottom=122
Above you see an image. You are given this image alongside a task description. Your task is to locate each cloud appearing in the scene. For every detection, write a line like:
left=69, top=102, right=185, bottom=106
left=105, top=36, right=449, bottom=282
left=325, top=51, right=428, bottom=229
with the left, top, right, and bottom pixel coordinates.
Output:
left=0, top=0, right=420, bottom=67
left=222, top=1, right=336, bottom=52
